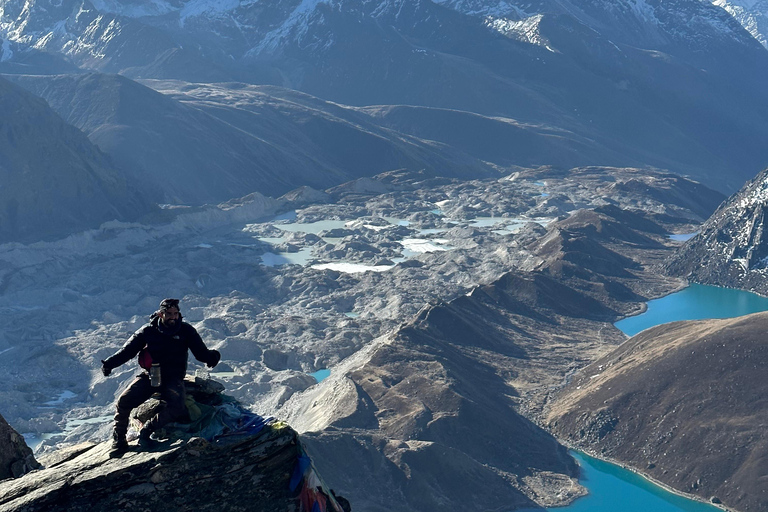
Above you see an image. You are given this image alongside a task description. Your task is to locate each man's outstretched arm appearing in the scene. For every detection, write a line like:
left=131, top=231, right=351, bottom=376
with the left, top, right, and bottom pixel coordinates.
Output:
left=101, top=330, right=146, bottom=376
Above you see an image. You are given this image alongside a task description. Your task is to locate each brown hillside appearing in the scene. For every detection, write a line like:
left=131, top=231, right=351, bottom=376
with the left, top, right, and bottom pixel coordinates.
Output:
left=546, top=312, right=768, bottom=511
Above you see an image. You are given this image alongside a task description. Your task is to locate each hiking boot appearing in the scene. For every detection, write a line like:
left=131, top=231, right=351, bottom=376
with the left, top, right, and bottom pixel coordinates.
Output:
left=137, top=428, right=158, bottom=450
left=109, top=436, right=128, bottom=458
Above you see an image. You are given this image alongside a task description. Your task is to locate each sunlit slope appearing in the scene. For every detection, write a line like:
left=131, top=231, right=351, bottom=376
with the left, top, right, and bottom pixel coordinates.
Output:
left=547, top=312, right=768, bottom=512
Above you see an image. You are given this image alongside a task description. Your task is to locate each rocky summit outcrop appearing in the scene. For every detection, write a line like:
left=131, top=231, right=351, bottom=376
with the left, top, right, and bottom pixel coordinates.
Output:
left=665, top=167, right=768, bottom=295
left=545, top=312, right=768, bottom=512
left=0, top=377, right=349, bottom=512
left=0, top=413, right=39, bottom=480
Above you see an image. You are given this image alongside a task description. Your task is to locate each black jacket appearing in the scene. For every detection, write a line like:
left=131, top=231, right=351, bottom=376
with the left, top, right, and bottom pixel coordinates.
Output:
left=103, top=316, right=218, bottom=381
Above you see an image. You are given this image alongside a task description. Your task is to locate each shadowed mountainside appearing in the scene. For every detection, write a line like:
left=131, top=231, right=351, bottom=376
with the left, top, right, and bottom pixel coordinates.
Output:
left=546, top=312, right=768, bottom=512
left=0, top=413, right=39, bottom=480
left=7, top=73, right=496, bottom=205
left=0, top=75, right=154, bottom=242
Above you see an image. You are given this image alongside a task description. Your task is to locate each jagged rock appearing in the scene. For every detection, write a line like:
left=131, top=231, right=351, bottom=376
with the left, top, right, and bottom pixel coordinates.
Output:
left=0, top=380, right=349, bottom=512
left=0, top=413, right=40, bottom=480
left=665, top=167, right=768, bottom=294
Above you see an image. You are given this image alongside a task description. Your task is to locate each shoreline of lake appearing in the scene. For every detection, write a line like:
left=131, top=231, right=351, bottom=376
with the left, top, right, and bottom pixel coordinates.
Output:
left=534, top=280, right=768, bottom=512
left=546, top=445, right=733, bottom=512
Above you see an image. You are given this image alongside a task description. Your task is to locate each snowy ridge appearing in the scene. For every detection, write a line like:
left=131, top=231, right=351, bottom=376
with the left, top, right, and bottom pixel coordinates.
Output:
left=248, top=0, right=330, bottom=56
left=737, top=173, right=768, bottom=210
left=713, top=0, right=768, bottom=47
left=485, top=14, right=554, bottom=51
left=665, top=168, right=768, bottom=291
left=0, top=0, right=763, bottom=67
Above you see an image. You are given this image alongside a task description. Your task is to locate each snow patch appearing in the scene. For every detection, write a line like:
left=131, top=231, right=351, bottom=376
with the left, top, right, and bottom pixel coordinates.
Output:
left=400, top=238, right=451, bottom=254
left=311, top=262, right=395, bottom=273
left=485, top=14, right=555, bottom=52
left=715, top=0, right=763, bottom=10
left=713, top=0, right=768, bottom=47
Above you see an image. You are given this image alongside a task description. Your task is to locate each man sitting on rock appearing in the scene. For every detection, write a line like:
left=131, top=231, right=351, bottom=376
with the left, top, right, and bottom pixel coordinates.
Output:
left=101, top=298, right=221, bottom=457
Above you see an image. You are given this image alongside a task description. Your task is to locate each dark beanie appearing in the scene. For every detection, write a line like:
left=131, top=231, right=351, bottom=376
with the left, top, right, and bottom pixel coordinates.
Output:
left=159, top=298, right=180, bottom=311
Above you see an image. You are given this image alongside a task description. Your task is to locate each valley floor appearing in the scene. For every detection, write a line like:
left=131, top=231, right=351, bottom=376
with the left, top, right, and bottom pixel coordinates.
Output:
left=0, top=166, right=723, bottom=511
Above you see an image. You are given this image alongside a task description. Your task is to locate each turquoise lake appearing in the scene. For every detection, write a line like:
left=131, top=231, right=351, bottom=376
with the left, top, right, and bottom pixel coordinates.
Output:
left=615, top=283, right=768, bottom=337
left=517, top=452, right=720, bottom=512
left=522, top=283, right=768, bottom=512
left=310, top=369, right=331, bottom=383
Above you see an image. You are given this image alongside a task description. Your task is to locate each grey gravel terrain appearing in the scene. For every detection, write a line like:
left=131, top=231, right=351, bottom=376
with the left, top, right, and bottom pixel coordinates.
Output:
left=0, top=166, right=723, bottom=511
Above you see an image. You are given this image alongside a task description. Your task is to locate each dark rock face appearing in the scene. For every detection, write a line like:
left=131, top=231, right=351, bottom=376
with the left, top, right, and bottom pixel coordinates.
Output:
left=0, top=75, right=154, bottom=242
left=0, top=413, right=39, bottom=480
left=546, top=312, right=768, bottom=512
left=0, top=428, right=304, bottom=511
left=665, top=167, right=768, bottom=295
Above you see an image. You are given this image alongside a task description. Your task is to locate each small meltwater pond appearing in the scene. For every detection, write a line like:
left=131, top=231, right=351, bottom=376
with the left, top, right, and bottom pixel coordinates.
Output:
left=310, top=369, right=331, bottom=383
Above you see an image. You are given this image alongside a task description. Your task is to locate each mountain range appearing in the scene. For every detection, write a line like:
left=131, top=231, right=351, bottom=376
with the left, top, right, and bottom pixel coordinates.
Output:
left=7, top=73, right=498, bottom=205
left=714, top=0, right=768, bottom=48
left=1, top=0, right=768, bottom=195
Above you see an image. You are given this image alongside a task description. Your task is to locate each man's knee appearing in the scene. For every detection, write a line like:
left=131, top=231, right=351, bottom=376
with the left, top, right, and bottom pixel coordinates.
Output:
left=116, top=376, right=151, bottom=412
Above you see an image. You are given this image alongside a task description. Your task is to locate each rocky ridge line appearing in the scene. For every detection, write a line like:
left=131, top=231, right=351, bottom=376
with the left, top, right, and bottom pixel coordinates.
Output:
left=665, top=166, right=768, bottom=294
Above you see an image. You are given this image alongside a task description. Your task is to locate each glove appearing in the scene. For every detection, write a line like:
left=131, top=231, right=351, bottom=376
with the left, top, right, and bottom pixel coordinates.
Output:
left=101, top=360, right=112, bottom=377
left=206, top=350, right=221, bottom=368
